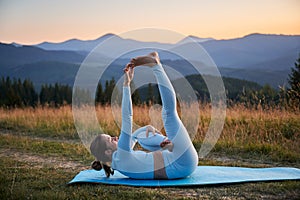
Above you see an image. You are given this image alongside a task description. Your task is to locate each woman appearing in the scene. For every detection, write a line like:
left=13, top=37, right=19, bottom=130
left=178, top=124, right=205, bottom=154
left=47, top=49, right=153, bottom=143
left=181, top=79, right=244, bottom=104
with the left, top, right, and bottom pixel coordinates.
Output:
left=90, top=52, right=198, bottom=179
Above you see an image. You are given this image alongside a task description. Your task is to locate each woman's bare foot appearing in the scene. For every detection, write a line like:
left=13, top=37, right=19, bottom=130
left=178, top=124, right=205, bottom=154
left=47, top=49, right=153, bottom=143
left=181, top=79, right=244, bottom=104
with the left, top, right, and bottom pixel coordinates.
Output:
left=131, top=52, right=160, bottom=67
left=160, top=139, right=174, bottom=152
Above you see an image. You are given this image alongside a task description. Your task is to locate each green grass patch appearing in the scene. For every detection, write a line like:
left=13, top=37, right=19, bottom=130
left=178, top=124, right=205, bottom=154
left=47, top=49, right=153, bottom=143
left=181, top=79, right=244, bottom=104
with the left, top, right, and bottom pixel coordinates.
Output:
left=0, top=157, right=170, bottom=200
left=1, top=156, right=299, bottom=200
left=0, top=134, right=92, bottom=164
left=193, top=140, right=300, bottom=168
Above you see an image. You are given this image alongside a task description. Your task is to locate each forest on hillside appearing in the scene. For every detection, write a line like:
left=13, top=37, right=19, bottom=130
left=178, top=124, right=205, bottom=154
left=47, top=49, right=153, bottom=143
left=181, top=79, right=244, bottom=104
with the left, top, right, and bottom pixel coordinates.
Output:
left=0, top=70, right=298, bottom=110
left=1, top=54, right=299, bottom=109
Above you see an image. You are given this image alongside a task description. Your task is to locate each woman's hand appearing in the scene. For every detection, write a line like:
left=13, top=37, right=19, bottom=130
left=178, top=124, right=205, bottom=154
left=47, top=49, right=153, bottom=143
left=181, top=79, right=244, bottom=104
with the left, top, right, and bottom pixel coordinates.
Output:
left=123, top=63, right=134, bottom=86
left=145, top=125, right=161, bottom=138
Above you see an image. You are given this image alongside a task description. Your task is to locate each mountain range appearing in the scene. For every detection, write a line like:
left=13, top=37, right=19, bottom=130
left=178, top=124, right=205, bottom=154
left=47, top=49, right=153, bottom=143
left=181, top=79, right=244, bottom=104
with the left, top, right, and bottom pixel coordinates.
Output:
left=1, top=33, right=299, bottom=89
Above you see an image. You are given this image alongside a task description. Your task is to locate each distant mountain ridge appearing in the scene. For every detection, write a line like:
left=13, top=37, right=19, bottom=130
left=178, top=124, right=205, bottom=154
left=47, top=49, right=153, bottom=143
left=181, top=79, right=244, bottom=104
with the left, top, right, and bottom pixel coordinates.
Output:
left=0, top=33, right=299, bottom=88
left=201, top=33, right=300, bottom=69
left=177, top=35, right=215, bottom=44
left=0, top=42, right=84, bottom=76
left=36, top=33, right=117, bottom=53
left=35, top=33, right=216, bottom=53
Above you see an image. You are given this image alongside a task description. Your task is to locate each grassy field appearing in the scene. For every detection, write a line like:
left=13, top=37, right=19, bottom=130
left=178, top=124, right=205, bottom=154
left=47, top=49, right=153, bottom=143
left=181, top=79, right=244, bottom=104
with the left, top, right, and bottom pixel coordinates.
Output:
left=0, top=105, right=299, bottom=199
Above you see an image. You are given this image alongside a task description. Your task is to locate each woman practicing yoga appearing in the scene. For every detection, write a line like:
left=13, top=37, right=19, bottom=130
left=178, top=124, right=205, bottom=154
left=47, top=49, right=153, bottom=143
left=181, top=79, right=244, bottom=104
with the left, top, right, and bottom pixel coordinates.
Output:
left=90, top=52, right=198, bottom=179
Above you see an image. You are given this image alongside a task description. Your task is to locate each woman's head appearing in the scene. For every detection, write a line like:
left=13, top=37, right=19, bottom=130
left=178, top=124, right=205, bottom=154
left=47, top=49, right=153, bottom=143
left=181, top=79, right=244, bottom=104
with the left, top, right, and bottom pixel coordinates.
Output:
left=90, top=134, right=118, bottom=163
left=90, top=134, right=118, bottom=178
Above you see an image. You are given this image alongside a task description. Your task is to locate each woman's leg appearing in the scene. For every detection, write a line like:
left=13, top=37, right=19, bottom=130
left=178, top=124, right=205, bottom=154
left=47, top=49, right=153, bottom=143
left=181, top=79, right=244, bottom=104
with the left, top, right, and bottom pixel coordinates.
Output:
left=131, top=53, right=197, bottom=159
left=152, top=64, right=196, bottom=156
left=153, top=63, right=198, bottom=178
left=152, top=64, right=180, bottom=140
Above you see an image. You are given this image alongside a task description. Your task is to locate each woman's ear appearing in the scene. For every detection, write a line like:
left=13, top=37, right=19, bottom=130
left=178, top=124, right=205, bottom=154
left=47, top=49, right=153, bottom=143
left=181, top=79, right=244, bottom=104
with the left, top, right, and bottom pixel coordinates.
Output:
left=104, top=149, right=113, bottom=161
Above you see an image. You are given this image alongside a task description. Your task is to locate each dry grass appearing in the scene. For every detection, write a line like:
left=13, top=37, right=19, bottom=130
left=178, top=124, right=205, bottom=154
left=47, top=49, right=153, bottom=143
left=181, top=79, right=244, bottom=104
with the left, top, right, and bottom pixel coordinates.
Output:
left=0, top=106, right=76, bottom=139
left=0, top=104, right=299, bottom=162
left=222, top=104, right=300, bottom=150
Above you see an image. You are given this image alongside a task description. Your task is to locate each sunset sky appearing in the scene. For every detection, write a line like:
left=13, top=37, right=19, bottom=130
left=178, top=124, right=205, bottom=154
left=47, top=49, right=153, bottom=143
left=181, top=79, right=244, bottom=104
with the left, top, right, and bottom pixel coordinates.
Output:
left=0, top=0, right=299, bottom=44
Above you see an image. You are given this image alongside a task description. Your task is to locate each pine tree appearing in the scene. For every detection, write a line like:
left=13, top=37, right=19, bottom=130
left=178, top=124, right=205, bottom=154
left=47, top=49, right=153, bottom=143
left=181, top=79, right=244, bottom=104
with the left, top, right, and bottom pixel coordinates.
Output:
left=63, top=85, right=72, bottom=105
left=147, top=83, right=154, bottom=105
left=22, top=79, right=38, bottom=107
left=288, top=55, right=300, bottom=92
left=287, top=55, right=300, bottom=107
left=39, top=85, right=47, bottom=105
left=0, top=77, right=4, bottom=106
left=12, top=78, right=22, bottom=107
left=103, top=80, right=109, bottom=104
left=131, top=82, right=141, bottom=105
left=103, top=77, right=116, bottom=104
left=96, top=82, right=104, bottom=105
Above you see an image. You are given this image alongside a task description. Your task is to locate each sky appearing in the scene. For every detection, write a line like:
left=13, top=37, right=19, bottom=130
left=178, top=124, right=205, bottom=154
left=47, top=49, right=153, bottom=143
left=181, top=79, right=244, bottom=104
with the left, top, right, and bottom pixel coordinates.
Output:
left=0, top=0, right=299, bottom=44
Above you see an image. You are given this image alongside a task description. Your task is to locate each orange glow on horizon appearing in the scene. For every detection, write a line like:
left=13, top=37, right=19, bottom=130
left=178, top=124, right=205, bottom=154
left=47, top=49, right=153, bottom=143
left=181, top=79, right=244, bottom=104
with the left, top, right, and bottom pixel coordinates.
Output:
left=0, top=0, right=299, bottom=45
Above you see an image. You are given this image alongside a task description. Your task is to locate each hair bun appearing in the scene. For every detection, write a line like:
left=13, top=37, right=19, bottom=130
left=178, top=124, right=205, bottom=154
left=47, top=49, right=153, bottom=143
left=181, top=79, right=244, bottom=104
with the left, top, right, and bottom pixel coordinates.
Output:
left=103, top=164, right=114, bottom=178
left=91, top=161, right=114, bottom=178
left=91, top=160, right=102, bottom=171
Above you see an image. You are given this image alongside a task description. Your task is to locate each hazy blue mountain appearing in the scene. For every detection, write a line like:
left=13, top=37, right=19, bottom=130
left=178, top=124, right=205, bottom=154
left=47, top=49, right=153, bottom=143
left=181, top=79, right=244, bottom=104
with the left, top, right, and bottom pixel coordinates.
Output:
left=36, top=33, right=117, bottom=53
left=35, top=33, right=174, bottom=55
left=35, top=33, right=299, bottom=70
left=219, top=67, right=291, bottom=88
left=176, top=35, right=215, bottom=44
left=201, top=33, right=300, bottom=70
left=0, top=43, right=84, bottom=76
left=168, top=34, right=299, bottom=87
left=10, top=42, right=23, bottom=47
left=1, top=33, right=299, bottom=88
left=9, top=61, right=79, bottom=86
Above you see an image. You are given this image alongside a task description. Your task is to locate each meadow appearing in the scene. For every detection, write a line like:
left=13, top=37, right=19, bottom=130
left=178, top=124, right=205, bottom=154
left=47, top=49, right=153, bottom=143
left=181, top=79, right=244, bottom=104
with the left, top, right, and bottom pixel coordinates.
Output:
left=0, top=104, right=299, bottom=199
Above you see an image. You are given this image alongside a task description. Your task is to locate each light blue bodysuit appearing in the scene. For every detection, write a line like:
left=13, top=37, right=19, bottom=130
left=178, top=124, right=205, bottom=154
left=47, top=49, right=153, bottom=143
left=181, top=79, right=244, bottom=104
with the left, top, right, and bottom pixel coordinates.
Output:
left=131, top=125, right=167, bottom=152
left=111, top=64, right=198, bottom=179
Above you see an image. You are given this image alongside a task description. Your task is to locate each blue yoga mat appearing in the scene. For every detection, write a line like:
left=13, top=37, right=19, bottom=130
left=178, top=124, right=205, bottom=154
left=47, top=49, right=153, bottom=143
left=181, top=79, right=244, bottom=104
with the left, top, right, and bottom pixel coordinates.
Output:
left=69, top=166, right=300, bottom=187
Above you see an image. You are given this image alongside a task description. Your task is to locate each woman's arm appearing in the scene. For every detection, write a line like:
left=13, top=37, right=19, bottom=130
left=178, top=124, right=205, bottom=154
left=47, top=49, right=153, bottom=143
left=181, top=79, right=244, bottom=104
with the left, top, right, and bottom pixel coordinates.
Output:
left=118, top=66, right=134, bottom=151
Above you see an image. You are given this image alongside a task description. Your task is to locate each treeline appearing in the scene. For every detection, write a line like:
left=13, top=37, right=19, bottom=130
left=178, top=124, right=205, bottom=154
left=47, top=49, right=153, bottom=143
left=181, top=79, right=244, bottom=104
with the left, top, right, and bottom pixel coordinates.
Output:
left=0, top=77, right=37, bottom=107
left=0, top=77, right=123, bottom=107
left=236, top=56, right=300, bottom=110
left=0, top=77, right=73, bottom=107
left=0, top=76, right=298, bottom=109
left=0, top=75, right=293, bottom=109
left=0, top=56, right=299, bottom=109
left=0, top=77, right=149, bottom=107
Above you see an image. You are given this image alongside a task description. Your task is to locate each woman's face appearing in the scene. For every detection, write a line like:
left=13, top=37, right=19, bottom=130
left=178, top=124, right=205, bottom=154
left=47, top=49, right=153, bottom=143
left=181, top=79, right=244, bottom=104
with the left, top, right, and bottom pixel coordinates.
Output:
left=102, top=134, right=118, bottom=151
